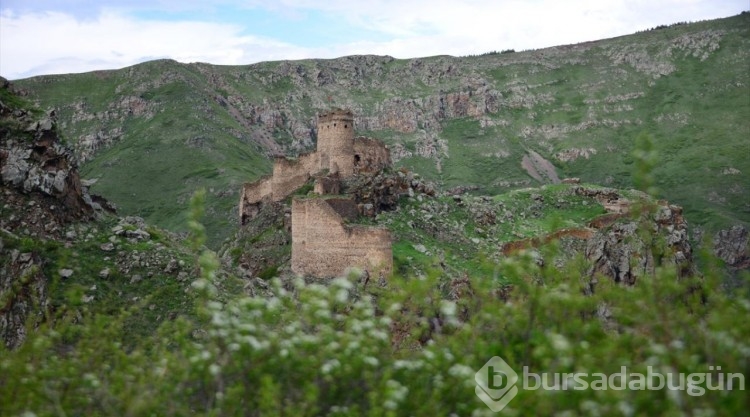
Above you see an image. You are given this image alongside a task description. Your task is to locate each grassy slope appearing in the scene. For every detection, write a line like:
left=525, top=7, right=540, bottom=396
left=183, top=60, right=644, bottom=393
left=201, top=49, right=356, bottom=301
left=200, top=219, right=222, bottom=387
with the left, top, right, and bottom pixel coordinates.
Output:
left=13, top=14, right=750, bottom=246
left=16, top=61, right=272, bottom=247
left=231, top=181, right=614, bottom=284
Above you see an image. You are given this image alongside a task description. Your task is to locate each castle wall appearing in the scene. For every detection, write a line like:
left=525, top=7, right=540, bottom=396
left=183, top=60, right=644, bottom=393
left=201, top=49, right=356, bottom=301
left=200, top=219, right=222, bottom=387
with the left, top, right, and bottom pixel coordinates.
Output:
left=270, top=152, right=320, bottom=200
left=241, top=175, right=273, bottom=205
left=240, top=109, right=394, bottom=282
left=353, top=137, right=391, bottom=174
left=240, top=176, right=273, bottom=224
left=291, top=198, right=392, bottom=278
left=324, top=197, right=359, bottom=221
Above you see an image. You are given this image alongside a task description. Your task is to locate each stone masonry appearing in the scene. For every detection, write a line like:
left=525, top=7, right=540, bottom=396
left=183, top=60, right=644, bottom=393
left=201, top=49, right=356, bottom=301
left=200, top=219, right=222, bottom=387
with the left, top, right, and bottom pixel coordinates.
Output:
left=239, top=109, right=390, bottom=224
left=291, top=198, right=393, bottom=278
left=239, top=109, right=393, bottom=278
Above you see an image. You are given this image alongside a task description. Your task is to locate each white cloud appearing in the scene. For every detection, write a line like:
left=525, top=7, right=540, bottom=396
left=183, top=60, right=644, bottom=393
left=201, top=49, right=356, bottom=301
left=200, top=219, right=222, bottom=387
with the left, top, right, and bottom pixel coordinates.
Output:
left=0, top=9, right=311, bottom=79
left=1, top=1, right=747, bottom=79
left=276, top=0, right=746, bottom=55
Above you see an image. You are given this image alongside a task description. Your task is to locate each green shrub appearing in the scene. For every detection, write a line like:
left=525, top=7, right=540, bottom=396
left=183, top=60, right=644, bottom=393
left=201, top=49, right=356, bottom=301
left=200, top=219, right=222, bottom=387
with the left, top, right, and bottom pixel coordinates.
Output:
left=1, top=192, right=747, bottom=416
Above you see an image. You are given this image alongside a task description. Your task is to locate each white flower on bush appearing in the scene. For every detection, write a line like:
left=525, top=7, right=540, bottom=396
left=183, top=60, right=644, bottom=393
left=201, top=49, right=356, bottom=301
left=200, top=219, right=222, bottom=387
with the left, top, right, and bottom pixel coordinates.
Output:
left=448, top=364, right=474, bottom=378
left=384, top=379, right=409, bottom=410
left=369, top=329, right=388, bottom=341
left=394, top=359, right=424, bottom=370
left=548, top=332, right=570, bottom=351
left=191, top=279, right=209, bottom=291
left=311, top=299, right=329, bottom=310
left=345, top=340, right=361, bottom=353
left=237, top=323, right=257, bottom=333
left=650, top=343, right=667, bottom=355
left=83, top=372, right=100, bottom=388
left=315, top=309, right=331, bottom=319
left=335, top=289, right=349, bottom=303
left=266, top=297, right=281, bottom=311
left=433, top=373, right=445, bottom=389
left=242, top=335, right=267, bottom=350
left=307, top=283, right=329, bottom=296
left=440, top=300, right=457, bottom=317
left=284, top=322, right=299, bottom=335
left=331, top=277, right=354, bottom=290
left=321, top=359, right=341, bottom=374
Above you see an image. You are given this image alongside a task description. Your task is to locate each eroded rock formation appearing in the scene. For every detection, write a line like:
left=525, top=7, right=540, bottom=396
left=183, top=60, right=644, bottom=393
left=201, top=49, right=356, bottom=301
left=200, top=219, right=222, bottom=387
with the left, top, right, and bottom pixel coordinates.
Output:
left=0, top=77, right=109, bottom=349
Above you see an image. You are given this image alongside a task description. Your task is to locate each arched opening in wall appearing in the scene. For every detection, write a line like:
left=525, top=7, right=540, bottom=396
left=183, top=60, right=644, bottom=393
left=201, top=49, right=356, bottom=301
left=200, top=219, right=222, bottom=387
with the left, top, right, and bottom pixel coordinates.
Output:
left=354, top=154, right=361, bottom=165
left=344, top=124, right=348, bottom=128
left=334, top=123, right=337, bottom=127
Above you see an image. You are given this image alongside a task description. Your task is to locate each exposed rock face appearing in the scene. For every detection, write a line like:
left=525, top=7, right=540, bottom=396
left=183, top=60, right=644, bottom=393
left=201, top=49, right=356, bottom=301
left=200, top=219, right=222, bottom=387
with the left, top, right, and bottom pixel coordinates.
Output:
left=713, top=225, right=749, bottom=269
left=1, top=79, right=104, bottom=223
left=498, top=186, right=694, bottom=287
left=521, top=150, right=560, bottom=184
left=224, top=200, right=291, bottom=278
left=0, top=250, right=47, bottom=349
left=1, top=128, right=94, bottom=219
left=344, top=169, right=436, bottom=216
left=0, top=77, right=109, bottom=349
left=585, top=203, right=692, bottom=288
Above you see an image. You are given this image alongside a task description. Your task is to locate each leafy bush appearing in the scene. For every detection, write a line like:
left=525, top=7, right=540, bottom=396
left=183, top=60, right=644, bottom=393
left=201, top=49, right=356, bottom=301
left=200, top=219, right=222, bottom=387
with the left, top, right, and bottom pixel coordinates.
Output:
left=1, top=193, right=748, bottom=416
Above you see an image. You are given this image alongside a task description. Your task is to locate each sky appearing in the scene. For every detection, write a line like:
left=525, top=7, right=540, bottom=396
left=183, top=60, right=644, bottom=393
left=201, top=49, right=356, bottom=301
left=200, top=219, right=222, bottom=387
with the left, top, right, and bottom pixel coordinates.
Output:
left=0, top=0, right=747, bottom=80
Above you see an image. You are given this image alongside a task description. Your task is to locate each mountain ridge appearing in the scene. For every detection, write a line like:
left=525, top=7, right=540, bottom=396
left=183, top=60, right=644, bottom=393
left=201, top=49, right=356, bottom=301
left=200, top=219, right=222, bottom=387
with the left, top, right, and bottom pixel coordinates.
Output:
left=10, top=12, right=750, bottom=246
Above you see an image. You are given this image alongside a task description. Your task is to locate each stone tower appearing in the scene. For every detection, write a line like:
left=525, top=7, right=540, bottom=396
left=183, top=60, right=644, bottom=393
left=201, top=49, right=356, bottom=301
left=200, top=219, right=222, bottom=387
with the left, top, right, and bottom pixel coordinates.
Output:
left=317, top=109, right=354, bottom=176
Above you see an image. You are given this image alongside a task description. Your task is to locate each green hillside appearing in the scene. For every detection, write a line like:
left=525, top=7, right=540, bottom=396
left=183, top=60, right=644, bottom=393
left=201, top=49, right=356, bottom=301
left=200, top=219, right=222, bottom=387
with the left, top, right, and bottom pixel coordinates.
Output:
left=13, top=13, right=750, bottom=246
left=2, top=69, right=748, bottom=416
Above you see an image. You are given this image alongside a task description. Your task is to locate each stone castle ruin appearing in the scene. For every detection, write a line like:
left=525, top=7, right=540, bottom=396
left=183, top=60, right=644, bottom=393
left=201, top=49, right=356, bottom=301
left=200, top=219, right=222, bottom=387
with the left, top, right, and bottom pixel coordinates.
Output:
left=239, top=109, right=393, bottom=278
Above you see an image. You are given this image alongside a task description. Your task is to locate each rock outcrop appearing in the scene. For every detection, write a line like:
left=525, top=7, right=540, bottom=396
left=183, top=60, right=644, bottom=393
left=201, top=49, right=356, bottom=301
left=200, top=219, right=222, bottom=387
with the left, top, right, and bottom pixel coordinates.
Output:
left=0, top=250, right=47, bottom=349
left=344, top=169, right=436, bottom=216
left=1, top=77, right=108, bottom=225
left=584, top=203, right=692, bottom=287
left=713, top=225, right=749, bottom=270
left=0, top=77, right=110, bottom=349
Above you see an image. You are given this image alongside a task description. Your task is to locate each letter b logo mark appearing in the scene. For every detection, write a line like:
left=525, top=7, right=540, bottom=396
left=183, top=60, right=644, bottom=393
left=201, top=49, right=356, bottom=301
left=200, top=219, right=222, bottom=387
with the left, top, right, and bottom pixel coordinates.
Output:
left=475, top=356, right=519, bottom=412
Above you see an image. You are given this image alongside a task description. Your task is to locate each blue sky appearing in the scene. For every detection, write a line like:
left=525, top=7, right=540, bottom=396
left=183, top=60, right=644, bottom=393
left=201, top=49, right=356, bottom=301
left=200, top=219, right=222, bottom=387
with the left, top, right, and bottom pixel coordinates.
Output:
left=1, top=0, right=747, bottom=79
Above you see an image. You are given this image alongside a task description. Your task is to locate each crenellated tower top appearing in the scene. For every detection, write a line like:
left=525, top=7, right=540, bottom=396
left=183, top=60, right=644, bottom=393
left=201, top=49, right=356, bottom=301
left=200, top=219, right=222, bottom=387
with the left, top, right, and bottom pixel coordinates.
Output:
left=318, top=108, right=354, bottom=125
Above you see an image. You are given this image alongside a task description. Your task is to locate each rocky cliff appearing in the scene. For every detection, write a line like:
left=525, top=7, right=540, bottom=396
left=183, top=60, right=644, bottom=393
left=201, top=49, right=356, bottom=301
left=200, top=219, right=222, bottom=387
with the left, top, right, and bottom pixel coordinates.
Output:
left=12, top=14, right=749, bottom=247
left=0, top=77, right=109, bottom=234
left=1, top=79, right=194, bottom=349
left=0, top=77, right=103, bottom=348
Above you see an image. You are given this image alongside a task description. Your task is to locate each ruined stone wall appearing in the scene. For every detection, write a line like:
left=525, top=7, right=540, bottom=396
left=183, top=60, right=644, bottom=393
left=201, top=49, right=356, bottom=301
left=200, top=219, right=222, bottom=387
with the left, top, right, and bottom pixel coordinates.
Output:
left=353, top=137, right=391, bottom=174
left=291, top=198, right=392, bottom=278
left=314, top=174, right=341, bottom=195
left=317, top=109, right=354, bottom=176
left=241, top=175, right=273, bottom=205
left=324, top=197, right=359, bottom=221
left=240, top=109, right=393, bottom=226
left=239, top=176, right=273, bottom=224
left=271, top=152, right=320, bottom=200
